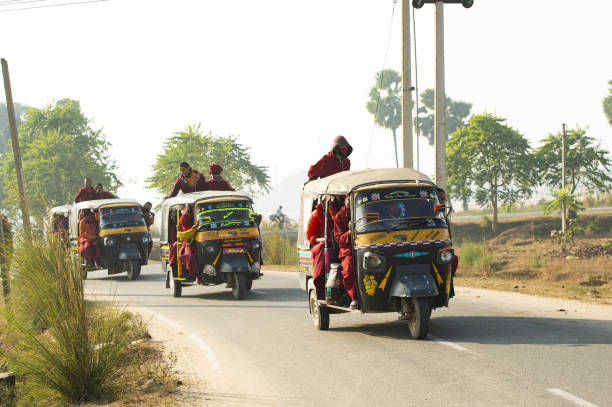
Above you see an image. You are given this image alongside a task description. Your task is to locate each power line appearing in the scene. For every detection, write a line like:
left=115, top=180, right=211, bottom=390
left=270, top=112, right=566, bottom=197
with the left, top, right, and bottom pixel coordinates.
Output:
left=0, top=0, right=60, bottom=7
left=366, top=0, right=398, bottom=167
left=0, top=0, right=109, bottom=13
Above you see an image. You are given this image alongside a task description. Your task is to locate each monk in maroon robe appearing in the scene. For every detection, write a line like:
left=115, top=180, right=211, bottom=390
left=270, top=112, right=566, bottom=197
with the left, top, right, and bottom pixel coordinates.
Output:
left=307, top=136, right=352, bottom=181
left=74, top=178, right=97, bottom=203
left=95, top=183, right=117, bottom=199
left=167, top=162, right=208, bottom=198
left=206, top=164, right=235, bottom=191
left=333, top=200, right=358, bottom=309
left=79, top=209, right=102, bottom=268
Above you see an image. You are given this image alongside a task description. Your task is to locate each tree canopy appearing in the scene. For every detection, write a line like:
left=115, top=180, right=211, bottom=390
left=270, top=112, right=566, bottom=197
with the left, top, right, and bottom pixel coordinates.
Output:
left=534, top=126, right=612, bottom=195
left=604, top=80, right=612, bottom=126
left=417, top=88, right=472, bottom=146
left=146, top=124, right=270, bottom=197
left=446, top=113, right=534, bottom=230
left=0, top=99, right=120, bottom=218
left=366, top=69, right=402, bottom=167
left=0, top=102, right=29, bottom=157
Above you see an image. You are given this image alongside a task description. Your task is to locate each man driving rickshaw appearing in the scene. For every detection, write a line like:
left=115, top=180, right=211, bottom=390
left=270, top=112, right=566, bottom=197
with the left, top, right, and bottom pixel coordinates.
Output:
left=298, top=168, right=457, bottom=339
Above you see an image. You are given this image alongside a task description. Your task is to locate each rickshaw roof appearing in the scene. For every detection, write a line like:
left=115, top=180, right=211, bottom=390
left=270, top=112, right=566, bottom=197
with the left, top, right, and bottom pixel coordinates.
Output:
left=302, top=168, right=435, bottom=197
left=161, top=191, right=253, bottom=210
left=49, top=204, right=72, bottom=215
left=72, top=198, right=141, bottom=211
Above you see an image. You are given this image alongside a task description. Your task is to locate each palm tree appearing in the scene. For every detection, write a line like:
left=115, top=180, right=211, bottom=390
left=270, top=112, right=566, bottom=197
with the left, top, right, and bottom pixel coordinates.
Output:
left=366, top=69, right=402, bottom=167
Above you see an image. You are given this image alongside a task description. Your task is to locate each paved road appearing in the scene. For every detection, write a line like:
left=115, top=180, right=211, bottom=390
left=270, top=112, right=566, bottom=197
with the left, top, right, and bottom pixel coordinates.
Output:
left=85, top=265, right=612, bottom=407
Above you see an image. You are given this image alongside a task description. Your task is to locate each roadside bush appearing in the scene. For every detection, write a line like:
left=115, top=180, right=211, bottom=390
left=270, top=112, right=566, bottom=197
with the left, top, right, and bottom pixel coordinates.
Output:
left=584, top=220, right=600, bottom=236
left=459, top=241, right=499, bottom=277
left=262, top=231, right=296, bottom=266
left=2, top=235, right=143, bottom=404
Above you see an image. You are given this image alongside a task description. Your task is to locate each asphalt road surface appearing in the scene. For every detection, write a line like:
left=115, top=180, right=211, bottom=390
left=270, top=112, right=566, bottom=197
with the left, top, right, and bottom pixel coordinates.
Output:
left=85, top=265, right=612, bottom=407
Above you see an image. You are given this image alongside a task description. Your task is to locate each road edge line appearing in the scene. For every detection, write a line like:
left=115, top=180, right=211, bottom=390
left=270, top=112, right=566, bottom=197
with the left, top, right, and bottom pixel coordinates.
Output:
left=547, top=388, right=599, bottom=407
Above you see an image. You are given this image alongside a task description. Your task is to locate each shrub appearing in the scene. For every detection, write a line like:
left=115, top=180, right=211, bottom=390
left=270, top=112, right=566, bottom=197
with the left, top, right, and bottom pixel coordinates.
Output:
left=262, top=231, right=297, bottom=266
left=459, top=241, right=499, bottom=277
left=584, top=220, right=600, bottom=236
left=3, top=235, right=142, bottom=404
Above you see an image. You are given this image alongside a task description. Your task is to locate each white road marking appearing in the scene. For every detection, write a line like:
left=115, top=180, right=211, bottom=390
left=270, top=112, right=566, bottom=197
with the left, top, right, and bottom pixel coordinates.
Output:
left=190, top=333, right=220, bottom=371
left=547, top=388, right=599, bottom=407
left=429, top=335, right=469, bottom=352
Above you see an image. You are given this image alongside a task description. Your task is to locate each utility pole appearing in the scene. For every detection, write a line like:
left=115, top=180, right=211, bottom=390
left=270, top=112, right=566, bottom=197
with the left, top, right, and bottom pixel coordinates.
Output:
left=1, top=58, right=31, bottom=235
left=434, top=0, right=446, bottom=190
left=561, top=123, right=567, bottom=237
left=412, top=0, right=473, bottom=187
left=401, top=0, right=414, bottom=169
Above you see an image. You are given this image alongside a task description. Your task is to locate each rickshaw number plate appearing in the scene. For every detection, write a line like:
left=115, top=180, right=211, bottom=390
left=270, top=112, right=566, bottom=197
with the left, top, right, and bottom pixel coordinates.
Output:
left=223, top=248, right=245, bottom=254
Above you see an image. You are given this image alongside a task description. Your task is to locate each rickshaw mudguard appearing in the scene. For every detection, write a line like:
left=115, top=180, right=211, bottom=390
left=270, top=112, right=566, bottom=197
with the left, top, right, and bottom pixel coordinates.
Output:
left=219, top=253, right=251, bottom=273
left=388, top=264, right=439, bottom=298
left=118, top=243, right=141, bottom=260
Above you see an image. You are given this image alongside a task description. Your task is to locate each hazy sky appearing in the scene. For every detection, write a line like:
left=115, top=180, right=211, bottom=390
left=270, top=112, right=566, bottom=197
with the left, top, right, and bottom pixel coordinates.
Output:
left=1, top=0, right=611, bottom=212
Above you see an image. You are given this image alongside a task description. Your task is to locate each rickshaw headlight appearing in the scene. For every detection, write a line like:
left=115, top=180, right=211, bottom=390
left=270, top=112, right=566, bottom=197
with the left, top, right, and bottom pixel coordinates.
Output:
left=363, top=252, right=383, bottom=270
left=104, top=238, right=115, bottom=246
left=141, top=236, right=149, bottom=244
left=205, top=244, right=216, bottom=255
left=438, top=248, right=454, bottom=264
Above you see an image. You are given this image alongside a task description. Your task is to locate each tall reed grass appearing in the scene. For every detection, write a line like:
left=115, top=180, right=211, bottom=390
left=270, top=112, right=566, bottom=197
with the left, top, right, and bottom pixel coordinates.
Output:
left=262, top=231, right=297, bottom=266
left=459, top=241, right=499, bottom=277
left=2, top=234, right=140, bottom=404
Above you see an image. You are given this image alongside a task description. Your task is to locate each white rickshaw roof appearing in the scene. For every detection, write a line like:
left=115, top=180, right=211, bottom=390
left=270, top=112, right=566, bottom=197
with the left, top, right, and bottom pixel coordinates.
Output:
left=161, top=191, right=253, bottom=210
left=302, top=168, right=435, bottom=197
left=49, top=204, right=73, bottom=215
left=72, top=198, right=141, bottom=212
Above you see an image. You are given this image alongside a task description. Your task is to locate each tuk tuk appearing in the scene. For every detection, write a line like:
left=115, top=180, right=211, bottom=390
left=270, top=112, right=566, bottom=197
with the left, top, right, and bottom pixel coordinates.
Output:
left=159, top=191, right=262, bottom=299
left=68, top=199, right=150, bottom=279
left=298, top=168, right=456, bottom=339
left=49, top=204, right=72, bottom=244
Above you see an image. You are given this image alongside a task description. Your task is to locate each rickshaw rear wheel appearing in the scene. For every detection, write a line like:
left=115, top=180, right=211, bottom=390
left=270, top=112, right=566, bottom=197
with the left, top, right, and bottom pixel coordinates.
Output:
left=407, top=297, right=430, bottom=339
left=232, top=272, right=246, bottom=299
left=245, top=280, right=253, bottom=292
left=170, top=273, right=182, bottom=297
left=127, top=260, right=141, bottom=280
left=309, top=290, right=329, bottom=330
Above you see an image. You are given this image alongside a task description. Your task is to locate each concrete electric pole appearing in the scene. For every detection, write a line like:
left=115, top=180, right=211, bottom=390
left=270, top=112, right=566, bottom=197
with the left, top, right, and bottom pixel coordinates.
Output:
left=412, top=0, right=473, bottom=189
left=401, top=0, right=414, bottom=169
left=1, top=58, right=31, bottom=235
left=561, top=123, right=567, bottom=237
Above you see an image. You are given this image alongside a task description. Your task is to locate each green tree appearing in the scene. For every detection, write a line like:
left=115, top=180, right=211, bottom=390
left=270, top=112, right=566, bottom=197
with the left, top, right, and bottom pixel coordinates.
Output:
left=0, top=102, right=29, bottom=156
left=446, top=113, right=534, bottom=230
left=366, top=69, right=402, bottom=167
left=147, top=124, right=270, bottom=197
left=446, top=130, right=472, bottom=211
left=603, top=80, right=612, bottom=126
left=417, top=88, right=472, bottom=146
left=534, top=126, right=612, bottom=195
left=1, top=99, right=120, bottom=219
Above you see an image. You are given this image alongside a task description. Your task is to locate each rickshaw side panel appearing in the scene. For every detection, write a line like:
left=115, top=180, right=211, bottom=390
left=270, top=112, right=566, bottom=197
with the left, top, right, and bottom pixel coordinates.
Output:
left=298, top=248, right=313, bottom=292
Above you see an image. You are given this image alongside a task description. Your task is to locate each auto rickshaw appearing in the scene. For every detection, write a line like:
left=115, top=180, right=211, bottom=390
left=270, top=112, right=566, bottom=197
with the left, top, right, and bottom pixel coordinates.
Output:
left=68, top=199, right=150, bottom=279
left=49, top=204, right=72, bottom=244
left=159, top=191, right=263, bottom=299
left=298, top=168, right=456, bottom=339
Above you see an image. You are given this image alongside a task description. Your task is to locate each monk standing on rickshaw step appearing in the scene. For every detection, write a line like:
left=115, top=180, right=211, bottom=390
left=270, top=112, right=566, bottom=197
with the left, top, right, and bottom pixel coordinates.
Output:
left=307, top=136, right=352, bottom=180
left=167, top=162, right=208, bottom=198
left=169, top=204, right=199, bottom=282
left=206, top=164, right=235, bottom=191
left=306, top=196, right=338, bottom=298
left=334, top=197, right=358, bottom=310
left=79, top=209, right=102, bottom=268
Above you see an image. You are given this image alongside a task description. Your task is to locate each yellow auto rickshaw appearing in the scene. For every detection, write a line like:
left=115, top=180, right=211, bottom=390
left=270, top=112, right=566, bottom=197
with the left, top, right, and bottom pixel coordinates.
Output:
left=159, top=191, right=263, bottom=299
left=298, top=168, right=456, bottom=339
left=68, top=199, right=150, bottom=279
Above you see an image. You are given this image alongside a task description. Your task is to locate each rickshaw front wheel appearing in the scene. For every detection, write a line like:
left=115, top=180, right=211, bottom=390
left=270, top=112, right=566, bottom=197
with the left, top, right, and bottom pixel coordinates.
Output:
left=309, top=290, right=329, bottom=330
left=245, top=280, right=253, bottom=292
left=127, top=260, right=141, bottom=280
left=232, top=272, right=246, bottom=300
left=407, top=297, right=430, bottom=340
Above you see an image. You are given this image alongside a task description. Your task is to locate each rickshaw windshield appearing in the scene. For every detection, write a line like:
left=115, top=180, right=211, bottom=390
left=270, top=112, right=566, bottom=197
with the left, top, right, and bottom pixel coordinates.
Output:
left=196, top=201, right=255, bottom=231
left=99, top=206, right=145, bottom=229
left=354, top=187, right=447, bottom=234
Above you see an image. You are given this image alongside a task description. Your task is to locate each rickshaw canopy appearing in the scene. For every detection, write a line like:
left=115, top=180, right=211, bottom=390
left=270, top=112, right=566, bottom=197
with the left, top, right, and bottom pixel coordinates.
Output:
left=69, top=198, right=142, bottom=239
left=298, top=168, right=437, bottom=249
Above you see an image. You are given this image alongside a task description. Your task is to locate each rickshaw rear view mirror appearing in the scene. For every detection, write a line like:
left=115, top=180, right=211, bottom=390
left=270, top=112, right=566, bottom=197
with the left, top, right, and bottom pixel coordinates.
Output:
left=433, top=204, right=449, bottom=213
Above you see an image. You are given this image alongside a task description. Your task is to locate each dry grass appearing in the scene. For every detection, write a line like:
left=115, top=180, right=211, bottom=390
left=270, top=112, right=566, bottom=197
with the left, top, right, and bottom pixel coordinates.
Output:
left=456, top=236, right=612, bottom=304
